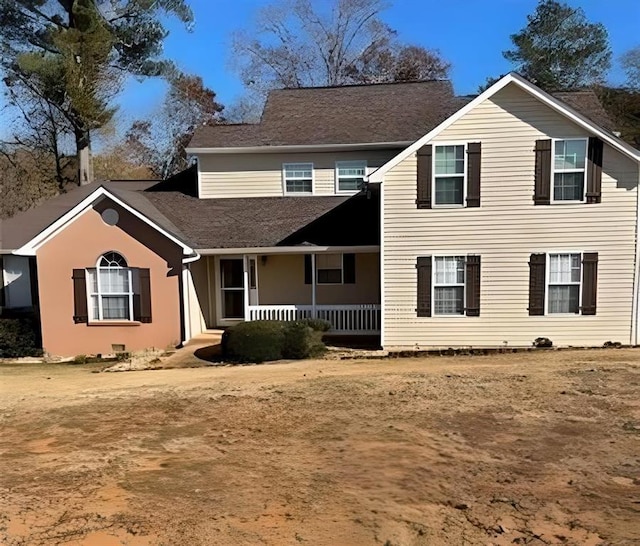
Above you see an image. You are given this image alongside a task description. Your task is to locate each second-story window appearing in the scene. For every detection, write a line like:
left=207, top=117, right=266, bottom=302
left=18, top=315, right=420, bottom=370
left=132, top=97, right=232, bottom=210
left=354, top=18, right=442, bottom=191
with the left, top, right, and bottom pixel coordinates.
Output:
left=284, top=163, right=313, bottom=194
left=336, top=160, right=366, bottom=192
left=553, top=139, right=587, bottom=202
left=434, top=145, right=466, bottom=205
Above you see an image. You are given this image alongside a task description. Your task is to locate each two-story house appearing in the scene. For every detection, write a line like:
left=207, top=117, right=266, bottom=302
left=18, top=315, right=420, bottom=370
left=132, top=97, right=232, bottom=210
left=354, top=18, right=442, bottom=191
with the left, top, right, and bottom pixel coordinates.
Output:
left=2, top=73, right=639, bottom=357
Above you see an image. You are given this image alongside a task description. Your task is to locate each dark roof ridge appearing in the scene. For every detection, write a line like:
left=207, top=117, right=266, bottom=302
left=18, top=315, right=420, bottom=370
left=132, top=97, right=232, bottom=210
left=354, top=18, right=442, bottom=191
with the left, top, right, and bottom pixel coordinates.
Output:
left=274, top=79, right=451, bottom=92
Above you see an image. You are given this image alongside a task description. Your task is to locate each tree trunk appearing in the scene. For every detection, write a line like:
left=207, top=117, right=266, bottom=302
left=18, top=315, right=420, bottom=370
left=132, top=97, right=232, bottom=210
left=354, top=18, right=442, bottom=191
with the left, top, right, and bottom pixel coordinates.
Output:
left=75, top=128, right=93, bottom=186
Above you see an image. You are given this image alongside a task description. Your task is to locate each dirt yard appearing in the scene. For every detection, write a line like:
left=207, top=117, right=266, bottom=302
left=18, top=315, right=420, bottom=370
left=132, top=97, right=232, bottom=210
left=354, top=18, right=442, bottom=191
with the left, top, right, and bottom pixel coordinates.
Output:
left=1, top=350, right=640, bottom=545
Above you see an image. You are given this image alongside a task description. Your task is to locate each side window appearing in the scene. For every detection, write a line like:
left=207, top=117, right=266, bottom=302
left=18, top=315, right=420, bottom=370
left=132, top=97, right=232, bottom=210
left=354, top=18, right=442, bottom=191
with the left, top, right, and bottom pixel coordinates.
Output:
left=336, top=161, right=366, bottom=193
left=434, top=145, right=465, bottom=206
left=283, top=163, right=313, bottom=194
left=553, top=139, right=587, bottom=202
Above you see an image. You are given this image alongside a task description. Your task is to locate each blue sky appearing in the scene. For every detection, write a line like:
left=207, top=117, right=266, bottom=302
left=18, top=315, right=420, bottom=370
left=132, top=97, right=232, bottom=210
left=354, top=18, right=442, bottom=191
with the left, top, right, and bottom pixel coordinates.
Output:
left=114, top=0, right=639, bottom=126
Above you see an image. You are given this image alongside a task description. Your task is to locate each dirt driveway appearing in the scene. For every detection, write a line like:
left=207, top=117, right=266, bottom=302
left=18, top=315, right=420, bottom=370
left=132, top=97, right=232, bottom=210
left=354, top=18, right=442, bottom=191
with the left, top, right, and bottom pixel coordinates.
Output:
left=1, top=349, right=640, bottom=545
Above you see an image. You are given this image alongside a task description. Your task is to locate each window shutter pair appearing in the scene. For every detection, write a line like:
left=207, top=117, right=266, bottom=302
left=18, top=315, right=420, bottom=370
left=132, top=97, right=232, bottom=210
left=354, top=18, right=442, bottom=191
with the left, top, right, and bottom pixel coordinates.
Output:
left=528, top=253, right=598, bottom=315
left=416, top=144, right=482, bottom=208
left=304, top=254, right=355, bottom=284
left=72, top=268, right=152, bottom=323
left=416, top=255, right=481, bottom=317
left=534, top=137, right=603, bottom=204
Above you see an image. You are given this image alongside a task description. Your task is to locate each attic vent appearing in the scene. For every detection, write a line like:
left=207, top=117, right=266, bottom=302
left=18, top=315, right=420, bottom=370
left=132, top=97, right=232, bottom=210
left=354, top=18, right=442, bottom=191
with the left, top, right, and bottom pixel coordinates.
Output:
left=102, top=208, right=119, bottom=226
left=111, top=344, right=126, bottom=353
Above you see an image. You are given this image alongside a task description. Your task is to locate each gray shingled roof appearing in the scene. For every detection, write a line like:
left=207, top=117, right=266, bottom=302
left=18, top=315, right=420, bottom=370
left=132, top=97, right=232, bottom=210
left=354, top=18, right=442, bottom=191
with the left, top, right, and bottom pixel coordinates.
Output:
left=189, top=80, right=467, bottom=148
left=143, top=191, right=350, bottom=248
left=553, top=90, right=616, bottom=132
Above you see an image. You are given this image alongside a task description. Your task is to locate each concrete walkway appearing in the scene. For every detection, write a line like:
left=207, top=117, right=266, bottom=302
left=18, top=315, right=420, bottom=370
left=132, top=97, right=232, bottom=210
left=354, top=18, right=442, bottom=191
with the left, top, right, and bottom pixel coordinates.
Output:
left=159, top=329, right=224, bottom=368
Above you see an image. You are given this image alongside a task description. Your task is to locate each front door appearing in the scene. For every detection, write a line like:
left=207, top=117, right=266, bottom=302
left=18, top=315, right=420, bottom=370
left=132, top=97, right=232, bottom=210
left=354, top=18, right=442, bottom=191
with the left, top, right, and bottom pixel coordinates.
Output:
left=220, top=258, right=244, bottom=319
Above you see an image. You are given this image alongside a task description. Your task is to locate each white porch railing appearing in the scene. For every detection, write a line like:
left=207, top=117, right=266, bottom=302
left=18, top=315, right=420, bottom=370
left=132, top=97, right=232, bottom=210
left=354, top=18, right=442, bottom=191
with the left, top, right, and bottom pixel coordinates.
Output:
left=247, top=304, right=381, bottom=334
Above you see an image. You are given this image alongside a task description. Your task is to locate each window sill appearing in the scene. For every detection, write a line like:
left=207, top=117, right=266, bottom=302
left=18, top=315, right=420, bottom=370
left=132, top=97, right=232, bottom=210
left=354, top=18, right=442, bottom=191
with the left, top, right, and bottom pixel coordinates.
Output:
left=432, top=204, right=465, bottom=209
left=88, top=321, right=141, bottom=327
left=549, top=200, right=587, bottom=205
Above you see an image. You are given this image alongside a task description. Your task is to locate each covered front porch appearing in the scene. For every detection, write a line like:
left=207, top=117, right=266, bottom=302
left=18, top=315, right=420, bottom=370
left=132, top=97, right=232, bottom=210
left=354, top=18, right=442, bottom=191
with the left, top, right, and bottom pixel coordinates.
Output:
left=187, top=247, right=381, bottom=336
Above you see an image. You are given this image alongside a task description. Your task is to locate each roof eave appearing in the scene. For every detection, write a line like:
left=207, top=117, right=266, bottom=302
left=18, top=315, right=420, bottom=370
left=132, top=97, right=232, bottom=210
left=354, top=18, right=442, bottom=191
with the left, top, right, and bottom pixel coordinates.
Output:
left=186, top=141, right=412, bottom=154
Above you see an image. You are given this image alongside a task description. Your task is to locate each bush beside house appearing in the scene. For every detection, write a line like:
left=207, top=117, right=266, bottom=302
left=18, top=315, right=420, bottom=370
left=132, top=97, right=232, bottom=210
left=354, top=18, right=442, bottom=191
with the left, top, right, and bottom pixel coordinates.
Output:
left=0, top=316, right=42, bottom=358
left=222, top=319, right=329, bottom=363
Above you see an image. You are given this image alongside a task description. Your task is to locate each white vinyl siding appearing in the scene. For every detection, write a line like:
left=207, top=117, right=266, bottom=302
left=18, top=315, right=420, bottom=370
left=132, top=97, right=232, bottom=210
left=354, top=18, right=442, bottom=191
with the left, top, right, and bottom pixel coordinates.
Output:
left=197, top=150, right=397, bottom=198
left=383, top=84, right=639, bottom=349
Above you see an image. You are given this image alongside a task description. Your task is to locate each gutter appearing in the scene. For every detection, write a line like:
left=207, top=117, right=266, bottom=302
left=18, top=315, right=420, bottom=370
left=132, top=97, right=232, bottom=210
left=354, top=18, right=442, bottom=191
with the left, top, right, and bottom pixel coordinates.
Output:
left=195, top=245, right=380, bottom=256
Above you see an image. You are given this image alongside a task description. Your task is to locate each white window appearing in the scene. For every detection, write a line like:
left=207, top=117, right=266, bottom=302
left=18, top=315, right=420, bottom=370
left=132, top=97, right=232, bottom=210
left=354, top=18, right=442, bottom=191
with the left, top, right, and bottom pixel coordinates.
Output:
left=548, top=253, right=581, bottom=313
left=336, top=160, right=366, bottom=192
left=283, top=163, right=313, bottom=194
left=553, top=139, right=587, bottom=202
left=433, top=256, right=465, bottom=315
left=87, top=252, right=134, bottom=321
left=434, top=144, right=466, bottom=206
left=316, top=254, right=343, bottom=284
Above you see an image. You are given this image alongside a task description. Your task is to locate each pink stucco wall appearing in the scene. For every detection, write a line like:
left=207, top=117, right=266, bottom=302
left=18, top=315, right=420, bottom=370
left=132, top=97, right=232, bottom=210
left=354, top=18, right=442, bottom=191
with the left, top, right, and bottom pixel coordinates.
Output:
left=36, top=200, right=183, bottom=357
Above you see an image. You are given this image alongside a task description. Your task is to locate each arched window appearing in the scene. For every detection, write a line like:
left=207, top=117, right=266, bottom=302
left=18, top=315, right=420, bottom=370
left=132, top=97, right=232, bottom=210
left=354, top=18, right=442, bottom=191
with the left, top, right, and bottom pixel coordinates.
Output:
left=87, top=252, right=133, bottom=320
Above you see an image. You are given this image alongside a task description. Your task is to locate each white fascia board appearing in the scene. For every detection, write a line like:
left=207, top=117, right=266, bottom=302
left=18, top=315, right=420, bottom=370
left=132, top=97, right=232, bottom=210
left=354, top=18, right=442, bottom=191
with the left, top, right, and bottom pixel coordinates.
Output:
left=186, top=142, right=411, bottom=155
left=15, top=186, right=195, bottom=257
left=196, top=245, right=380, bottom=255
left=368, top=72, right=640, bottom=183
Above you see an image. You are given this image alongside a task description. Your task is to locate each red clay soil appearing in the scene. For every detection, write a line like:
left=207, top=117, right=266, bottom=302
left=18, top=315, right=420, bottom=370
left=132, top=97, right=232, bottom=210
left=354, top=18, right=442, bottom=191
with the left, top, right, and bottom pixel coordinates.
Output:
left=1, top=349, right=640, bottom=545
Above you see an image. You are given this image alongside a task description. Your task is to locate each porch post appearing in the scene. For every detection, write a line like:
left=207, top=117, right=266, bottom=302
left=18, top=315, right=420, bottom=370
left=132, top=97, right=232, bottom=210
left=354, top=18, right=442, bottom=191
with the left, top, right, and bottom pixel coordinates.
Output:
left=311, top=253, right=317, bottom=318
left=243, top=255, right=250, bottom=321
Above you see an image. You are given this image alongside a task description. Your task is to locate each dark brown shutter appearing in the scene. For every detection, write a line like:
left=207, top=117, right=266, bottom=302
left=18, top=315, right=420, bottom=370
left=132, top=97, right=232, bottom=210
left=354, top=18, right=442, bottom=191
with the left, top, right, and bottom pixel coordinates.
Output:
left=72, top=269, right=89, bottom=323
left=466, top=142, right=481, bottom=208
left=581, top=252, right=598, bottom=315
left=534, top=139, right=552, bottom=205
left=586, top=137, right=603, bottom=204
left=343, top=253, right=356, bottom=284
left=528, top=254, right=546, bottom=315
left=465, top=255, right=481, bottom=316
left=304, top=254, right=312, bottom=284
left=416, top=145, right=432, bottom=209
left=0, top=256, right=5, bottom=308
left=416, top=256, right=432, bottom=317
left=134, top=268, right=152, bottom=323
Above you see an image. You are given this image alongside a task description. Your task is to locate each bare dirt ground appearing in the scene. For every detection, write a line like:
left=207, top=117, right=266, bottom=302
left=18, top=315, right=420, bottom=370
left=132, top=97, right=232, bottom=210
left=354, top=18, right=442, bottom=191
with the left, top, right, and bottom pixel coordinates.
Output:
left=1, top=349, right=640, bottom=545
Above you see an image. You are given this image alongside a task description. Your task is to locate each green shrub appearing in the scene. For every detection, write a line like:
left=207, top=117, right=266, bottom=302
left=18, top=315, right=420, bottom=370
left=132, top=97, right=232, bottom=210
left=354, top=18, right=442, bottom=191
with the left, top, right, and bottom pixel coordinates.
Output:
left=222, top=320, right=286, bottom=363
left=300, top=318, right=332, bottom=332
left=0, top=317, right=42, bottom=358
left=222, top=319, right=327, bottom=363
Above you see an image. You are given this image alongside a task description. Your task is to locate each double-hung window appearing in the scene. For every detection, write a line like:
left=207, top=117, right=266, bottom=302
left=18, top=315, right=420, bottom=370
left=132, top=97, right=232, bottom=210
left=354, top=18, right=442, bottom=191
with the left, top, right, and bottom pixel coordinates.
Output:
left=284, top=163, right=313, bottom=194
left=548, top=253, right=581, bottom=313
left=87, top=252, right=134, bottom=321
left=433, top=256, right=465, bottom=315
left=434, top=144, right=465, bottom=205
left=336, top=160, right=366, bottom=192
left=553, top=139, right=587, bottom=202
left=316, top=254, right=343, bottom=284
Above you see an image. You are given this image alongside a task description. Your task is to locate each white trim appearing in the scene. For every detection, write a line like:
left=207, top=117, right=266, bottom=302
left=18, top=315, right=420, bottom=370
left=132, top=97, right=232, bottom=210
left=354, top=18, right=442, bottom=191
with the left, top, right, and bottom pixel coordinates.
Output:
left=550, top=138, right=588, bottom=204
left=368, top=72, right=640, bottom=184
left=14, top=186, right=195, bottom=257
left=243, top=255, right=250, bottom=321
left=545, top=252, right=583, bottom=316
left=431, top=142, right=468, bottom=208
left=216, top=255, right=245, bottom=326
left=335, top=160, right=367, bottom=195
left=197, top=245, right=380, bottom=255
left=432, top=255, right=466, bottom=316
left=282, top=162, right=314, bottom=195
left=633, top=168, right=640, bottom=345
left=206, top=256, right=214, bottom=328
left=380, top=182, right=385, bottom=348
left=196, top=156, right=202, bottom=199
left=186, top=141, right=412, bottom=155
left=182, top=266, right=191, bottom=344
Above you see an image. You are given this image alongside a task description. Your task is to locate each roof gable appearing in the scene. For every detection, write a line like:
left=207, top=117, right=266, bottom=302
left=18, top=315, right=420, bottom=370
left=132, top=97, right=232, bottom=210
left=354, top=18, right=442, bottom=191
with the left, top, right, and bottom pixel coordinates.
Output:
left=369, top=73, right=640, bottom=183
